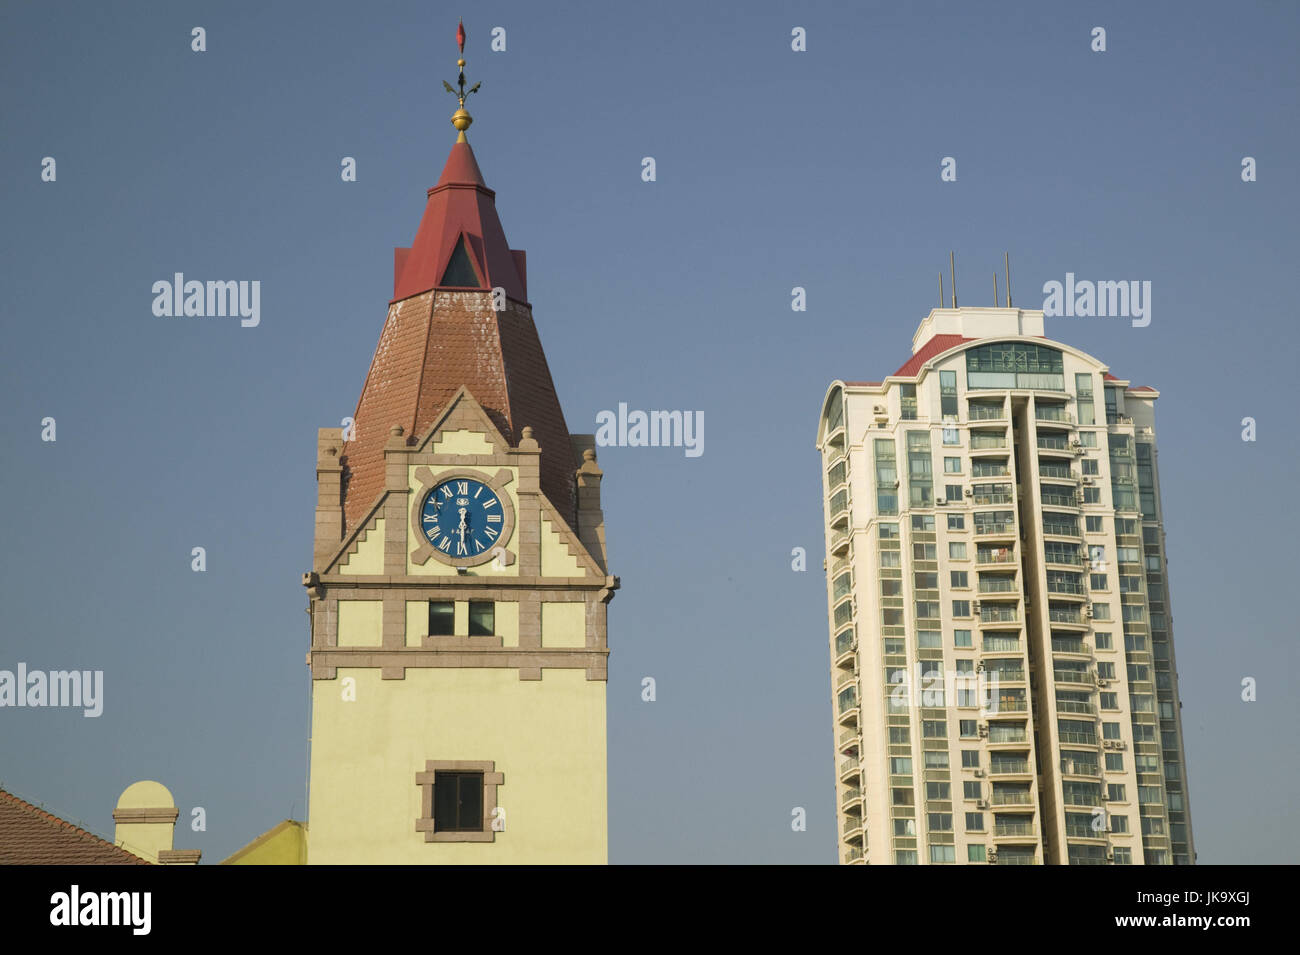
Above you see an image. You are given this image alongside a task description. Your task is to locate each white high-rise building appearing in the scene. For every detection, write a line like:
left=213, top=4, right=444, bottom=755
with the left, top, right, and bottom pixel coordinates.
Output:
left=817, top=306, right=1194, bottom=865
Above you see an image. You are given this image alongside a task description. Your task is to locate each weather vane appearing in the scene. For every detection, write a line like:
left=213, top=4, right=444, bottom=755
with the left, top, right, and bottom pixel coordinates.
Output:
left=442, top=19, right=480, bottom=141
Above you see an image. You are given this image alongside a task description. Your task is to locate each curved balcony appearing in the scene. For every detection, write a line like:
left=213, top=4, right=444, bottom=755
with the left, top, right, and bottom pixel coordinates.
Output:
left=839, top=757, right=862, bottom=783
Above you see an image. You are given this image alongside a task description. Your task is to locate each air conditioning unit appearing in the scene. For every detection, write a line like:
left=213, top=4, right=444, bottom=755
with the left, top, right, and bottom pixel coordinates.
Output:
left=1097, top=678, right=1109, bottom=687
left=1116, top=741, right=1127, bottom=751
left=1102, top=740, right=1116, bottom=750
left=873, top=405, right=887, bottom=415
left=987, top=848, right=998, bottom=863
left=1082, top=477, right=1094, bottom=485
left=936, top=499, right=947, bottom=506
left=891, top=480, right=900, bottom=489
left=972, top=600, right=981, bottom=612
left=977, top=799, right=989, bottom=809
left=976, top=661, right=986, bottom=672
left=964, top=487, right=973, bottom=497
left=1084, top=607, right=1094, bottom=618
left=974, top=769, right=986, bottom=778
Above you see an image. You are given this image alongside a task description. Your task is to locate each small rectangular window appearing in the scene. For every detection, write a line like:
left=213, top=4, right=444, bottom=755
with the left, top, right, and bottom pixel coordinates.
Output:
left=954, top=629, right=972, bottom=648
left=429, top=601, right=455, bottom=636
left=468, top=601, right=495, bottom=636
left=433, top=771, right=483, bottom=832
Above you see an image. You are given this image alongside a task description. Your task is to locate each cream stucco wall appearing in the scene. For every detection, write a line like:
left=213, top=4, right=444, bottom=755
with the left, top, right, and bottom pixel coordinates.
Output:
left=337, top=600, right=383, bottom=647
left=340, top=518, right=385, bottom=574
left=308, top=668, right=607, bottom=864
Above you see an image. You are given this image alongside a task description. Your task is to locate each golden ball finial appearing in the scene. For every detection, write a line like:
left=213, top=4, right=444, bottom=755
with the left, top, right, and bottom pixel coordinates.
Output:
left=458, top=58, right=465, bottom=67
left=452, top=108, right=473, bottom=132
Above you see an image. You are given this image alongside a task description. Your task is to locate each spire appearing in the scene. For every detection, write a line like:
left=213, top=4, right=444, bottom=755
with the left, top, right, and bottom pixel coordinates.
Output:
left=442, top=19, right=480, bottom=143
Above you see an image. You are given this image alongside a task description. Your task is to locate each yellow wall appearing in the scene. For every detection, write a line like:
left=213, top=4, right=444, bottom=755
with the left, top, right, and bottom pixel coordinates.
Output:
left=337, top=600, right=383, bottom=647
left=542, top=601, right=585, bottom=648
left=308, top=668, right=607, bottom=864
left=222, top=820, right=307, bottom=865
left=540, top=514, right=583, bottom=577
left=340, top=518, right=385, bottom=574
left=113, top=780, right=176, bottom=863
left=432, top=429, right=497, bottom=455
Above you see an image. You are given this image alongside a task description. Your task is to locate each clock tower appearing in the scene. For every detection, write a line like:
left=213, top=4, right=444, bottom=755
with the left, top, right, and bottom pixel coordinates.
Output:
left=303, top=25, right=616, bottom=864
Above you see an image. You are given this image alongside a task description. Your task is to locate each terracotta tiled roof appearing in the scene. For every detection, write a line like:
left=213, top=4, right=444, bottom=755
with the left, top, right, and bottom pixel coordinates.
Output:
left=1129, top=385, right=1156, bottom=392
left=844, top=381, right=882, bottom=387
left=893, top=335, right=972, bottom=378
left=0, top=788, right=149, bottom=865
left=1103, top=372, right=1119, bottom=381
left=341, top=140, right=576, bottom=532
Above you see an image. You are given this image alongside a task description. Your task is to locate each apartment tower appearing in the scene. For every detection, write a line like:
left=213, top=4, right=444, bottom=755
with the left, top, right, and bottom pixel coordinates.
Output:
left=816, top=306, right=1194, bottom=865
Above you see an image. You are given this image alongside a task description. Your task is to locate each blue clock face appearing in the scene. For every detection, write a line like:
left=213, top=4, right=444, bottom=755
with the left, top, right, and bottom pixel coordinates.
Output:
left=420, top=478, right=505, bottom=557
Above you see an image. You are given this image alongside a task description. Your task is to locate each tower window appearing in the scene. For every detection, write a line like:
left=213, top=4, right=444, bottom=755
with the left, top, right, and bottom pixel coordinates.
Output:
left=440, top=235, right=483, bottom=288
left=429, top=601, right=455, bottom=636
left=434, top=771, right=484, bottom=832
left=469, top=601, right=495, bottom=636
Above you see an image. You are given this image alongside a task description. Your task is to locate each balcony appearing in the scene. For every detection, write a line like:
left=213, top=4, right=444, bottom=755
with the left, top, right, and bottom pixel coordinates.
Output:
left=1065, top=824, right=1107, bottom=840
left=1037, top=435, right=1072, bottom=452
left=994, top=851, right=1037, bottom=865
left=974, top=521, right=1016, bottom=538
left=989, top=758, right=1031, bottom=775
left=839, top=757, right=862, bottom=783
left=1057, top=731, right=1098, bottom=746
left=969, top=403, right=1006, bottom=421
left=1040, top=490, right=1081, bottom=509
left=989, top=698, right=1029, bottom=713
left=844, top=846, right=865, bottom=864
left=978, top=576, right=1018, bottom=594
left=838, top=730, right=860, bottom=755
left=994, top=821, right=1037, bottom=838
left=971, top=464, right=1011, bottom=478
left=977, top=548, right=1016, bottom=565
left=828, top=489, right=849, bottom=527
left=1055, top=699, right=1095, bottom=716
left=1039, top=463, right=1074, bottom=480
left=970, top=433, right=1008, bottom=451
left=1048, top=607, right=1083, bottom=625
left=841, top=787, right=862, bottom=810
left=1053, top=667, right=1092, bottom=684
left=1043, top=551, right=1084, bottom=568
left=837, top=704, right=860, bottom=728
left=1059, top=758, right=1100, bottom=777
left=1052, top=637, right=1089, bottom=654
left=1035, top=406, right=1074, bottom=424
left=830, top=529, right=850, bottom=557
left=979, top=606, right=1020, bottom=624
left=1046, top=580, right=1086, bottom=597
left=991, top=790, right=1034, bottom=806
left=984, top=667, right=1025, bottom=682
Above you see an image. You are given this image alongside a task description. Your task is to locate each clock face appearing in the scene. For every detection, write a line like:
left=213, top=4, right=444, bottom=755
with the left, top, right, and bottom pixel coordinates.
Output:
left=420, top=478, right=505, bottom=558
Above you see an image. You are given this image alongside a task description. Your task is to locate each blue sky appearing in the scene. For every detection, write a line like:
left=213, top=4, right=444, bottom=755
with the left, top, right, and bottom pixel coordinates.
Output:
left=1, top=0, right=1297, bottom=863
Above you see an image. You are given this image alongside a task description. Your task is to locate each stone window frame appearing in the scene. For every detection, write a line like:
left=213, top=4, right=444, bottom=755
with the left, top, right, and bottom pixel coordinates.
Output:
left=415, top=760, right=504, bottom=843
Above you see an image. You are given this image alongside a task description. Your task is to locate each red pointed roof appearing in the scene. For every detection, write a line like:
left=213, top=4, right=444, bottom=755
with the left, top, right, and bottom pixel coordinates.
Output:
left=392, top=141, right=527, bottom=302
left=341, top=139, right=575, bottom=533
